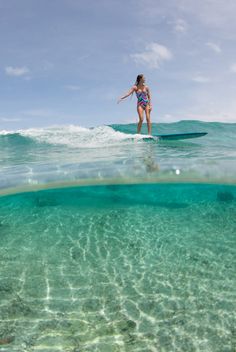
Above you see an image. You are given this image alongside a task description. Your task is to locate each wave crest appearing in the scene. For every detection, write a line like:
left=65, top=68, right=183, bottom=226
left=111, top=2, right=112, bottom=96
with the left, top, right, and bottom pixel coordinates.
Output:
left=0, top=125, right=146, bottom=148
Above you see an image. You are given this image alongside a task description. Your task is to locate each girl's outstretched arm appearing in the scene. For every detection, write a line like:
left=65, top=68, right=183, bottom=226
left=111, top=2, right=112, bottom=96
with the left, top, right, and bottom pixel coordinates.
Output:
left=117, top=86, right=136, bottom=103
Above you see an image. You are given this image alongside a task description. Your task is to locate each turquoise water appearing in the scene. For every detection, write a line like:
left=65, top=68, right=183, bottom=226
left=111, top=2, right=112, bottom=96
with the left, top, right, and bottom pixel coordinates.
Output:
left=0, top=184, right=236, bottom=351
left=0, top=121, right=236, bottom=351
left=1, top=121, right=236, bottom=193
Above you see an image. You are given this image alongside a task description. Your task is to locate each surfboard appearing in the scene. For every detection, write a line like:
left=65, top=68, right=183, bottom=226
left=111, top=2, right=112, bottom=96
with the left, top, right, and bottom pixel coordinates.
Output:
left=145, top=132, right=208, bottom=141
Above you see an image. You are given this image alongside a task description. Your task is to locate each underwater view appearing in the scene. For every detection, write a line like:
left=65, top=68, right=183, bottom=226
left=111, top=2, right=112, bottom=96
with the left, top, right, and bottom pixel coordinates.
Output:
left=0, top=121, right=236, bottom=351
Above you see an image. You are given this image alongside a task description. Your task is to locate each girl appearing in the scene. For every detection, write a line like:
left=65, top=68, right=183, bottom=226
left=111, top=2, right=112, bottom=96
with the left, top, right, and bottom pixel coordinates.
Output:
left=118, top=74, right=152, bottom=135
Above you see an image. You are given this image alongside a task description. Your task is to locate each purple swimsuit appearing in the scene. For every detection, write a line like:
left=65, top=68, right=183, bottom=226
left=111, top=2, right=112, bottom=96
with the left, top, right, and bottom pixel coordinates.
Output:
left=136, top=89, right=149, bottom=109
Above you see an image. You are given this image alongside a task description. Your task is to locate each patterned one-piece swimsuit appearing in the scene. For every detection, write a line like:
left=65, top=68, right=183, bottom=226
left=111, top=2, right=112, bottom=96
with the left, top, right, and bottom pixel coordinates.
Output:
left=136, top=89, right=149, bottom=109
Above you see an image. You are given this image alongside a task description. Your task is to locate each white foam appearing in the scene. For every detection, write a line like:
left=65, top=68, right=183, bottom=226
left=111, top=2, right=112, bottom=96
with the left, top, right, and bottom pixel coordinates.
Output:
left=0, top=129, right=16, bottom=135
left=14, top=124, right=147, bottom=148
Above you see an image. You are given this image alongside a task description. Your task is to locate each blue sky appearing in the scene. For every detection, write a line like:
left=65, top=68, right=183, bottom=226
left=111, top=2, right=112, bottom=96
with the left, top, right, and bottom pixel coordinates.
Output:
left=1, top=0, right=236, bottom=129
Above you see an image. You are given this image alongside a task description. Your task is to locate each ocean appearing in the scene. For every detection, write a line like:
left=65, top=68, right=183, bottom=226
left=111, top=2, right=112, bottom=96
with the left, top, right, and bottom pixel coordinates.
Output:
left=0, top=120, right=235, bottom=351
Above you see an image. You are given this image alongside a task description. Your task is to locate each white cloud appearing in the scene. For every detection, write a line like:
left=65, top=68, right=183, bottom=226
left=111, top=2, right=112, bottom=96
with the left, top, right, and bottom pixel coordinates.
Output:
left=230, top=63, right=236, bottom=73
left=139, top=0, right=236, bottom=35
left=174, top=19, right=188, bottom=33
left=130, top=42, right=172, bottom=69
left=65, top=85, right=81, bottom=91
left=22, top=109, right=54, bottom=117
left=0, top=117, right=23, bottom=122
left=185, top=112, right=236, bottom=123
left=5, top=66, right=30, bottom=77
left=192, top=75, right=210, bottom=83
left=177, top=0, right=236, bottom=30
left=42, top=61, right=54, bottom=71
left=206, top=42, right=221, bottom=53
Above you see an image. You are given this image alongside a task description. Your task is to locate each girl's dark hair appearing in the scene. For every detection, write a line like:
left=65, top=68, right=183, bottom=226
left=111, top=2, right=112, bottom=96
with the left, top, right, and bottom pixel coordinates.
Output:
left=135, top=74, right=143, bottom=86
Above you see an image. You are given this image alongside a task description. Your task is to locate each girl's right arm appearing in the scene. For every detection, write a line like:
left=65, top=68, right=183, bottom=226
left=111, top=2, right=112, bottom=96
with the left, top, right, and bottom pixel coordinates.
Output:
left=117, top=86, right=136, bottom=103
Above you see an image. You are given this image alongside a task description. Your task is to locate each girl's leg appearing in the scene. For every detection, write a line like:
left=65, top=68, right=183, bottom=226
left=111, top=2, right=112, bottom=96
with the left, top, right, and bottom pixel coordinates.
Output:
left=145, top=106, right=152, bottom=135
left=137, top=105, right=144, bottom=133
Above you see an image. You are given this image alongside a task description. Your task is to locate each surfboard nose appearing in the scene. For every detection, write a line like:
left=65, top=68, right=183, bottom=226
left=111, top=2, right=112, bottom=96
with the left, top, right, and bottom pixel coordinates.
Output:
left=154, top=132, right=208, bottom=141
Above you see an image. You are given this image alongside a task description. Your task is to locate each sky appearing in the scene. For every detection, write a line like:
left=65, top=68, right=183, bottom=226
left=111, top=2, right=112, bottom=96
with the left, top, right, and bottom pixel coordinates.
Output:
left=1, top=0, right=236, bottom=129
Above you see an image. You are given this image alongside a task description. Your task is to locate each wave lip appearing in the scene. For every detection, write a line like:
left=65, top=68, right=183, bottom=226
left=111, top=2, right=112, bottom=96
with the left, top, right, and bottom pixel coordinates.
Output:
left=0, top=129, right=17, bottom=135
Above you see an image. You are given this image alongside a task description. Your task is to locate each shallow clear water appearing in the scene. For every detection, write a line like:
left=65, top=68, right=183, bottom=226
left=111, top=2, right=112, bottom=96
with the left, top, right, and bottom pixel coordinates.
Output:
left=0, top=183, right=235, bottom=351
